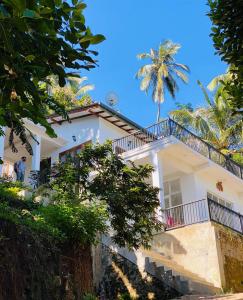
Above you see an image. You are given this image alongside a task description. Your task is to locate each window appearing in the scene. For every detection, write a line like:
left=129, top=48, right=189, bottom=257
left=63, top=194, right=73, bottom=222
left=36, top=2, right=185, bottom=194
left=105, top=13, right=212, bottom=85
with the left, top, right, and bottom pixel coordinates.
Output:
left=59, top=141, right=91, bottom=162
left=164, top=178, right=183, bottom=227
left=207, top=192, right=233, bottom=209
left=164, top=178, right=182, bottom=208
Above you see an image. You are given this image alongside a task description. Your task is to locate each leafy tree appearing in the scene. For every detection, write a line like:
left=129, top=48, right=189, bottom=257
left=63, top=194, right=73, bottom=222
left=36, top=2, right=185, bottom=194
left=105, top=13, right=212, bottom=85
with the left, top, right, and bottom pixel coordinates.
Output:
left=175, top=102, right=193, bottom=112
left=49, top=142, right=162, bottom=249
left=207, top=0, right=243, bottom=112
left=47, top=75, right=94, bottom=112
left=170, top=80, right=243, bottom=159
left=0, top=0, right=105, bottom=153
left=136, top=40, right=189, bottom=122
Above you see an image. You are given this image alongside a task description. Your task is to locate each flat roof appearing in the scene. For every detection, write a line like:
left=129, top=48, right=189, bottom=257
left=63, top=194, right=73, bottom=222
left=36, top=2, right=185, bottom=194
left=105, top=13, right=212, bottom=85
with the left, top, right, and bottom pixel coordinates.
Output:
left=48, top=102, right=144, bottom=134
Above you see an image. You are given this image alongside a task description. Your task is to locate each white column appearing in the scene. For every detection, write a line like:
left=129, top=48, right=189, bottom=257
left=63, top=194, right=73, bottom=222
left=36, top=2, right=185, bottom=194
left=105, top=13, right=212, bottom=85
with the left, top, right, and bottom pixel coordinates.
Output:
left=0, top=127, right=6, bottom=176
left=151, top=151, right=164, bottom=220
left=31, top=135, right=41, bottom=171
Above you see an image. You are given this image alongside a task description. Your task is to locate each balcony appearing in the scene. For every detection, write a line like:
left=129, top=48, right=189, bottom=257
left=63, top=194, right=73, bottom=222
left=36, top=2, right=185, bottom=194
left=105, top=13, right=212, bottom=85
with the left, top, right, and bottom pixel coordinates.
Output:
left=164, top=198, right=243, bottom=235
left=112, top=119, right=243, bottom=180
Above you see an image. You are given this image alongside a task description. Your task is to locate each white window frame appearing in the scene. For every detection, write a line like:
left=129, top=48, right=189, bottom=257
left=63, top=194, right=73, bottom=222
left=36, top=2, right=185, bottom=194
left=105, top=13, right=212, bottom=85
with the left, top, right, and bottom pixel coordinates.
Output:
left=164, top=178, right=182, bottom=208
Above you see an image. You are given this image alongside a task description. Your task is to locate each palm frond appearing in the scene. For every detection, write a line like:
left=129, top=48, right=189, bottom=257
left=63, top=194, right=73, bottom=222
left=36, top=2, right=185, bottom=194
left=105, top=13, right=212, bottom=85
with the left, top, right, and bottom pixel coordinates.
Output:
left=140, top=74, right=152, bottom=93
left=197, top=80, right=212, bottom=106
left=164, top=74, right=178, bottom=98
left=207, top=72, right=231, bottom=91
left=76, top=84, right=95, bottom=96
left=173, top=63, right=190, bottom=72
left=170, top=109, right=193, bottom=124
left=137, top=53, right=151, bottom=60
left=135, top=64, right=153, bottom=78
left=173, top=68, right=188, bottom=83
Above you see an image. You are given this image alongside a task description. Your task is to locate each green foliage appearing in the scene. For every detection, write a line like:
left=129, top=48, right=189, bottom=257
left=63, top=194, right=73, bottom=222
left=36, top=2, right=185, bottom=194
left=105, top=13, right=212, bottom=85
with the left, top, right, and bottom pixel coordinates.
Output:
left=118, top=294, right=135, bottom=300
left=83, top=293, right=98, bottom=300
left=0, top=201, right=62, bottom=241
left=0, top=0, right=105, bottom=152
left=37, top=203, right=107, bottom=245
left=0, top=177, right=107, bottom=245
left=47, top=75, right=94, bottom=113
left=170, top=80, right=242, bottom=157
left=49, top=142, right=162, bottom=249
left=232, top=153, right=243, bottom=165
left=0, top=176, right=27, bottom=200
left=136, top=40, right=189, bottom=122
left=207, top=0, right=243, bottom=112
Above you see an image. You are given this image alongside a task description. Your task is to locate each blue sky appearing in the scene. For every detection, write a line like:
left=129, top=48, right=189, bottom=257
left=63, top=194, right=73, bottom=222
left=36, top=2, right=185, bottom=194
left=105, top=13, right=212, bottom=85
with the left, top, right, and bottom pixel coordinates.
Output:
left=83, top=0, right=227, bottom=127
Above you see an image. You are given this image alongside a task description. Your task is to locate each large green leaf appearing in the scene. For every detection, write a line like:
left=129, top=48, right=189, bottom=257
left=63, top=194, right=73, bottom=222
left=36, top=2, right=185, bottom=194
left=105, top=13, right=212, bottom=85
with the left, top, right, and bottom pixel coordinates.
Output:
left=22, top=8, right=40, bottom=18
left=0, top=0, right=104, bottom=153
left=80, top=34, right=106, bottom=45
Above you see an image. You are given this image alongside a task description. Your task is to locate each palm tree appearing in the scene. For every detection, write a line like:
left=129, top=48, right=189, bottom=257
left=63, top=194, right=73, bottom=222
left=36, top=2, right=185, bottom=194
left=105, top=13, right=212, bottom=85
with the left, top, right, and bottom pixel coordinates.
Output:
left=48, top=76, right=94, bottom=110
left=170, top=80, right=243, bottom=159
left=136, top=40, right=189, bottom=122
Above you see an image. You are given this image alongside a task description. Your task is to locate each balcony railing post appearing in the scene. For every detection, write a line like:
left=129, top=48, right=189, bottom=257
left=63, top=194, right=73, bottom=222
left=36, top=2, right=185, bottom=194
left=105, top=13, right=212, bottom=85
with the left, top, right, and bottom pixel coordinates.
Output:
left=207, top=198, right=212, bottom=221
left=208, top=146, right=211, bottom=160
left=240, top=215, right=243, bottom=235
left=168, top=118, right=172, bottom=135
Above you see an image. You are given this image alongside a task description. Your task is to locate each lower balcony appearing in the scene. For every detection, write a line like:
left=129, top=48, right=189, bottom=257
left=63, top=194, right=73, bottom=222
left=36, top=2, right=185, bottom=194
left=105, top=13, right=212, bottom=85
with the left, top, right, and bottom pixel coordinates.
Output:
left=164, top=198, right=243, bottom=235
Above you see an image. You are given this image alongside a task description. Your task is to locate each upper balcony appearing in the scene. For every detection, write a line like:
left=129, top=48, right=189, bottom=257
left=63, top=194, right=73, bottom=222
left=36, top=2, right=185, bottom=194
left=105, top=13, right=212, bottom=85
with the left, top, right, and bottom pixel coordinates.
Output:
left=112, top=118, right=243, bottom=181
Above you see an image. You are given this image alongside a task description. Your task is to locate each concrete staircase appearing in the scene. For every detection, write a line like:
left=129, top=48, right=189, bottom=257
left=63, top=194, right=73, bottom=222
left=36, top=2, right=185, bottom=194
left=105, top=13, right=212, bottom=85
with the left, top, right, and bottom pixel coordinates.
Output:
left=142, top=249, right=219, bottom=296
left=102, top=236, right=219, bottom=297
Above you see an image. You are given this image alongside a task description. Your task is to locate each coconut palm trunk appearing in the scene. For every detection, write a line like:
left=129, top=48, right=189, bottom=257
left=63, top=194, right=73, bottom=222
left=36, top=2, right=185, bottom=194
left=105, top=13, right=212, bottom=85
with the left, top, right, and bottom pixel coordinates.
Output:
left=157, top=102, right=161, bottom=123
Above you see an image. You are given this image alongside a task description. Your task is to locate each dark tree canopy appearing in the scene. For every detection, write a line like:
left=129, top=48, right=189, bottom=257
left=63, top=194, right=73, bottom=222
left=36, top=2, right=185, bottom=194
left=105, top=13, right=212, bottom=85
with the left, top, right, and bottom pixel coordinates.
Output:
left=207, top=0, right=243, bottom=112
left=0, top=0, right=105, bottom=153
left=49, top=143, right=162, bottom=249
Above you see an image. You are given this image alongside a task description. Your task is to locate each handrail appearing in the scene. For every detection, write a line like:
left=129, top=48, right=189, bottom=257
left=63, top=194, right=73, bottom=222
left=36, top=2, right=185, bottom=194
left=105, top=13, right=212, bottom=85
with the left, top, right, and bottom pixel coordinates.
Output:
left=164, top=198, right=243, bottom=235
left=112, top=118, right=243, bottom=180
left=170, top=118, right=243, bottom=169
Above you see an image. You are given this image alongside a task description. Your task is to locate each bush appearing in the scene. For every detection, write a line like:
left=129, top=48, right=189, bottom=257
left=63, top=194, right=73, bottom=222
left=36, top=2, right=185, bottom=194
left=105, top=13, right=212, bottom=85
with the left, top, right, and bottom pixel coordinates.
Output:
left=36, top=203, right=108, bottom=245
left=83, top=293, right=98, bottom=300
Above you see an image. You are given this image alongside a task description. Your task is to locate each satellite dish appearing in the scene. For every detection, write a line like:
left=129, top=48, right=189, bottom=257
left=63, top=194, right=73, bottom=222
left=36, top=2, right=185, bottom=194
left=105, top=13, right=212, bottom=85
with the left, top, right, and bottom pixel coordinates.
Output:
left=105, top=92, right=119, bottom=108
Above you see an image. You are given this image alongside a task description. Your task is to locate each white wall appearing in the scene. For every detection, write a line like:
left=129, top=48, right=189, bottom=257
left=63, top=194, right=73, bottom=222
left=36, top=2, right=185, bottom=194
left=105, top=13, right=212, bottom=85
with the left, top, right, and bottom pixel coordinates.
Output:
left=98, top=118, right=128, bottom=144
left=180, top=173, right=198, bottom=203
left=194, top=172, right=243, bottom=214
left=50, top=116, right=100, bottom=163
left=49, top=116, right=130, bottom=164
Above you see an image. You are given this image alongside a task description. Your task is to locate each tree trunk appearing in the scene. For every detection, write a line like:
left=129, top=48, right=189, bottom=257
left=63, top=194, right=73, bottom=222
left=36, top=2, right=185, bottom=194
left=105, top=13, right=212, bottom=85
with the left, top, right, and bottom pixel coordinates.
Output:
left=156, top=102, right=161, bottom=123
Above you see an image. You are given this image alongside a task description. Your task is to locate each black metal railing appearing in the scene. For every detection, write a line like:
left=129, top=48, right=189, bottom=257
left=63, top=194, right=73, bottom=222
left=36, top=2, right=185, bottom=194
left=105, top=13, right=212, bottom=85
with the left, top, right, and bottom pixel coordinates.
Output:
left=112, top=119, right=243, bottom=180
left=164, top=198, right=243, bottom=235
left=208, top=198, right=243, bottom=235
left=164, top=199, right=209, bottom=229
left=113, top=119, right=170, bottom=154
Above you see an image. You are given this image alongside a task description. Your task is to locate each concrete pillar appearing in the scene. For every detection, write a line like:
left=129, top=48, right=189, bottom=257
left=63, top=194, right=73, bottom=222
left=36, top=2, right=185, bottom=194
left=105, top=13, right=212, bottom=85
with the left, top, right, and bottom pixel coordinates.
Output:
left=0, top=127, right=6, bottom=176
left=150, top=151, right=164, bottom=220
left=31, top=135, right=41, bottom=171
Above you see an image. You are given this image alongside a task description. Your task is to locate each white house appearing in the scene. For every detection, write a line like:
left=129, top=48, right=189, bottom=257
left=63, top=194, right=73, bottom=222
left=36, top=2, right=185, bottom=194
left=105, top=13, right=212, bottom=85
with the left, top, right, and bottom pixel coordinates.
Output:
left=0, top=103, right=142, bottom=182
left=1, top=102, right=243, bottom=295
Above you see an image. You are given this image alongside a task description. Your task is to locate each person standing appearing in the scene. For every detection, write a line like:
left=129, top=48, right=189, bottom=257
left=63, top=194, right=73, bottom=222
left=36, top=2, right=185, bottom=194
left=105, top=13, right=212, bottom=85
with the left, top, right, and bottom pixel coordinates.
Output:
left=14, top=156, right=27, bottom=182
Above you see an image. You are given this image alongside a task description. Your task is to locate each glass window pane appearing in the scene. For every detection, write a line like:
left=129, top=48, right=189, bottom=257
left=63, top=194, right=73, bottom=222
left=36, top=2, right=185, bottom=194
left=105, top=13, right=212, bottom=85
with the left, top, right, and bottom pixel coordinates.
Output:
left=164, top=197, right=170, bottom=209
left=170, top=179, right=180, bottom=193
left=164, top=182, right=169, bottom=196
left=171, top=193, right=182, bottom=207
